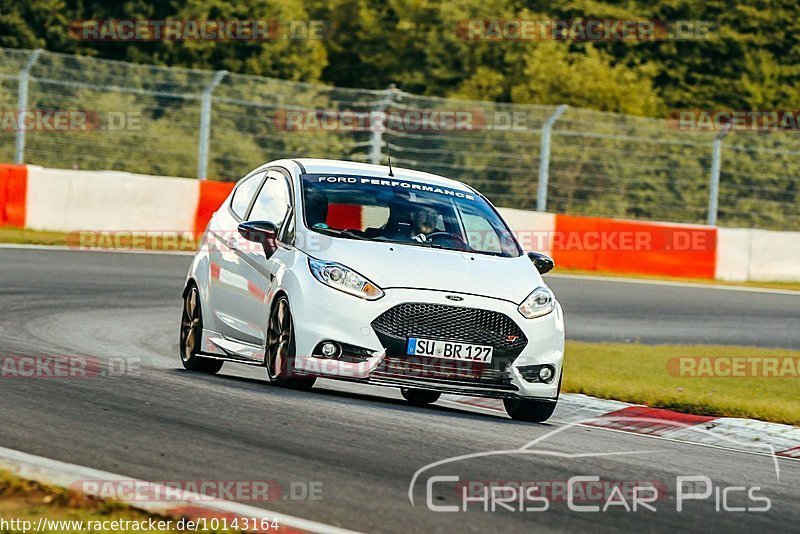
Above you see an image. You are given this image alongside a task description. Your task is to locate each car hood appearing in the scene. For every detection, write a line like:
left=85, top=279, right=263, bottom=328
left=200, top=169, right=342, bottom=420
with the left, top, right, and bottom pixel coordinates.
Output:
left=303, top=235, right=543, bottom=303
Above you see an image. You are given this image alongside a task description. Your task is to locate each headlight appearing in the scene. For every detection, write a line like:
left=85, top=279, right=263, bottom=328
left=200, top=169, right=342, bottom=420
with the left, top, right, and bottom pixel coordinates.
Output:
left=308, top=258, right=384, bottom=300
left=518, top=286, right=555, bottom=319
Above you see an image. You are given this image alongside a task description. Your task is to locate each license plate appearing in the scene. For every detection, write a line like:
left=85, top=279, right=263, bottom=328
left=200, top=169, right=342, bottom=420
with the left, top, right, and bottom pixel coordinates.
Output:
left=406, top=338, right=493, bottom=363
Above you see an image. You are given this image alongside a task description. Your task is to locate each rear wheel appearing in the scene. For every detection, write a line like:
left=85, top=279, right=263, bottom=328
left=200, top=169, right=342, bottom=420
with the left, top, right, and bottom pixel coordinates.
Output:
left=265, top=296, right=316, bottom=390
left=180, top=285, right=223, bottom=374
left=503, top=398, right=557, bottom=422
left=401, top=388, right=441, bottom=407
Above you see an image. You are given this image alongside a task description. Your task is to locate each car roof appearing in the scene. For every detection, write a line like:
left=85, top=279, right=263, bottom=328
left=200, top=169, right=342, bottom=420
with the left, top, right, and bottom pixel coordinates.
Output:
left=284, top=158, right=474, bottom=193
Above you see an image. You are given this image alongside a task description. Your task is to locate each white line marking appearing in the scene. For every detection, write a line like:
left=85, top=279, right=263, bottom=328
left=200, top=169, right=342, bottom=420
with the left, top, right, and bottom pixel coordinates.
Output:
left=0, top=243, right=195, bottom=255
left=549, top=273, right=800, bottom=296
left=0, top=445, right=361, bottom=534
left=440, top=397, right=800, bottom=466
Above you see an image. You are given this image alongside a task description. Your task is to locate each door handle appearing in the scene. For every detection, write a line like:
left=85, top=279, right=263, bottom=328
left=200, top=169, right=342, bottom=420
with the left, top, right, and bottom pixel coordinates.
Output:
left=226, top=235, right=238, bottom=250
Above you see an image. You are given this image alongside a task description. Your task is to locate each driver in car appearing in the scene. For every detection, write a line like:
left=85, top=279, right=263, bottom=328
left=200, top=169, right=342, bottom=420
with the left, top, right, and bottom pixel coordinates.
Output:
left=410, top=206, right=438, bottom=243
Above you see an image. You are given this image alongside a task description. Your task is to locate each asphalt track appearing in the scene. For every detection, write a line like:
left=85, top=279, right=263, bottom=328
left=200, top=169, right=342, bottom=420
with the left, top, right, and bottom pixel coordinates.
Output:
left=1, top=247, right=799, bottom=533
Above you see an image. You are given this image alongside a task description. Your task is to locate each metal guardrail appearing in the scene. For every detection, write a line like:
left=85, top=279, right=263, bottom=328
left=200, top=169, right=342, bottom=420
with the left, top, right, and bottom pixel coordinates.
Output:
left=1, top=47, right=798, bottom=230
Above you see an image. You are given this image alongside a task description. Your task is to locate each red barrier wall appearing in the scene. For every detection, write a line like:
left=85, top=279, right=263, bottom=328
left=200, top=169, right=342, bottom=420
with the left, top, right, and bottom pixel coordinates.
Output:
left=0, top=164, right=721, bottom=280
left=0, top=164, right=28, bottom=227
left=552, top=214, right=717, bottom=279
left=194, top=181, right=235, bottom=235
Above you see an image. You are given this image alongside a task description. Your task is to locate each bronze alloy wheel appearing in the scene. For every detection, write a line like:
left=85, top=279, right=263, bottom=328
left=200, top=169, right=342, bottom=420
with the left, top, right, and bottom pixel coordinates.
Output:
left=266, top=296, right=292, bottom=380
left=265, top=296, right=316, bottom=390
left=179, top=285, right=223, bottom=374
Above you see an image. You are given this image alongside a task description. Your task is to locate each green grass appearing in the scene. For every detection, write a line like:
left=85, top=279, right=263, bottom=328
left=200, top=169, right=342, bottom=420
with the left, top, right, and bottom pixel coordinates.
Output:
left=0, top=470, right=242, bottom=533
left=0, top=227, right=68, bottom=246
left=0, top=227, right=200, bottom=251
left=564, top=341, right=800, bottom=426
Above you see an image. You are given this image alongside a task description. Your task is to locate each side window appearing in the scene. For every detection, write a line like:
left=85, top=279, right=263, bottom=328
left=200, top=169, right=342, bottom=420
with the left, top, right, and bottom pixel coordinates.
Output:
left=230, top=172, right=265, bottom=219
left=248, top=172, right=291, bottom=231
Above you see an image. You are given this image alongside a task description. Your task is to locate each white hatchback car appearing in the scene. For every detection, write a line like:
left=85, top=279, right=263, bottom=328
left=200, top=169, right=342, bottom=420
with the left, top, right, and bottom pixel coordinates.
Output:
left=181, top=158, right=565, bottom=422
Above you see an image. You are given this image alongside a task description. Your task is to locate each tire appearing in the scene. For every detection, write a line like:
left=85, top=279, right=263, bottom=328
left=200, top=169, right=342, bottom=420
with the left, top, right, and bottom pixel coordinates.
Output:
left=505, top=371, right=562, bottom=422
left=503, top=398, right=557, bottom=422
left=265, top=295, right=316, bottom=391
left=180, top=285, right=223, bottom=374
left=401, top=388, right=441, bottom=406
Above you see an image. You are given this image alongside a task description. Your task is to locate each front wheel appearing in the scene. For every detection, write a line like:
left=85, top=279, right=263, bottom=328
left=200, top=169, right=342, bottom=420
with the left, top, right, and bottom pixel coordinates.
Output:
left=180, top=285, right=223, bottom=374
left=401, top=388, right=441, bottom=407
left=503, top=398, right=557, bottom=422
left=265, top=296, right=316, bottom=391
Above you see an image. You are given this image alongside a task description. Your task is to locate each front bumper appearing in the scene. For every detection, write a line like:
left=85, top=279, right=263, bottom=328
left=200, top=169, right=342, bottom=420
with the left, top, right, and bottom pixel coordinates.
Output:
left=290, top=282, right=564, bottom=400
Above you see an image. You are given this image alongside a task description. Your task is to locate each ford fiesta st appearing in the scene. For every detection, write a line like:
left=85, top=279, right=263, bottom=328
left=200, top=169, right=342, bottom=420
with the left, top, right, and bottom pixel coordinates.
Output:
left=180, top=158, right=565, bottom=422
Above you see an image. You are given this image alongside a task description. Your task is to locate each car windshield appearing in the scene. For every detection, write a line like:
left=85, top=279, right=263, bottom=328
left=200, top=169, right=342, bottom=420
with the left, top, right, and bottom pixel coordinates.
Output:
left=301, top=174, right=521, bottom=257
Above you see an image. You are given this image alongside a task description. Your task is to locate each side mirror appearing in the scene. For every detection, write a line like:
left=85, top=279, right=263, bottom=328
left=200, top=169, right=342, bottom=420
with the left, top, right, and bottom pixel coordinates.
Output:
left=527, top=251, right=554, bottom=275
left=238, top=221, right=278, bottom=257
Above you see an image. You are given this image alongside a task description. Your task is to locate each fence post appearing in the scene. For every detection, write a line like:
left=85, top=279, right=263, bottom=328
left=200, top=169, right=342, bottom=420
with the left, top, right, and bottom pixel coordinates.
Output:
left=368, top=84, right=397, bottom=165
left=15, top=48, right=43, bottom=164
left=707, top=124, right=731, bottom=226
left=536, top=104, right=567, bottom=212
left=197, top=70, right=228, bottom=180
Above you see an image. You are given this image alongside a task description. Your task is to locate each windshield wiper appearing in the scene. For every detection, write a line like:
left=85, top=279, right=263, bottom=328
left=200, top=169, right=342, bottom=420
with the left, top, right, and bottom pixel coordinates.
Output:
left=379, top=238, right=444, bottom=249
left=413, top=240, right=444, bottom=249
left=312, top=227, right=369, bottom=240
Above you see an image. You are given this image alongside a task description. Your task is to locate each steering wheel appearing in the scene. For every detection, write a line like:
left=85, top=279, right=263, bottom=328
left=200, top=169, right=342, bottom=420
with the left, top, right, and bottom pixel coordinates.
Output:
left=425, top=231, right=469, bottom=248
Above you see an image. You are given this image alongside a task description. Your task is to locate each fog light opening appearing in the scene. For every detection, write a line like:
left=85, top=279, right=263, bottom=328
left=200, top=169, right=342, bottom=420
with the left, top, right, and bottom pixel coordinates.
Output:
left=538, top=366, right=554, bottom=383
left=320, top=341, right=341, bottom=359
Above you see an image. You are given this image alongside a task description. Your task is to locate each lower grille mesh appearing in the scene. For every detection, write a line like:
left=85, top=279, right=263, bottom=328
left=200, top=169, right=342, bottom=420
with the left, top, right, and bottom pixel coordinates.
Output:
left=373, top=356, right=517, bottom=391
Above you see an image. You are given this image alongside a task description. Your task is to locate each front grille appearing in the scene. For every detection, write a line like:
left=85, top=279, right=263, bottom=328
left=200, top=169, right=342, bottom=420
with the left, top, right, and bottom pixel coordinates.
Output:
left=371, top=303, right=528, bottom=355
left=370, top=303, right=528, bottom=388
